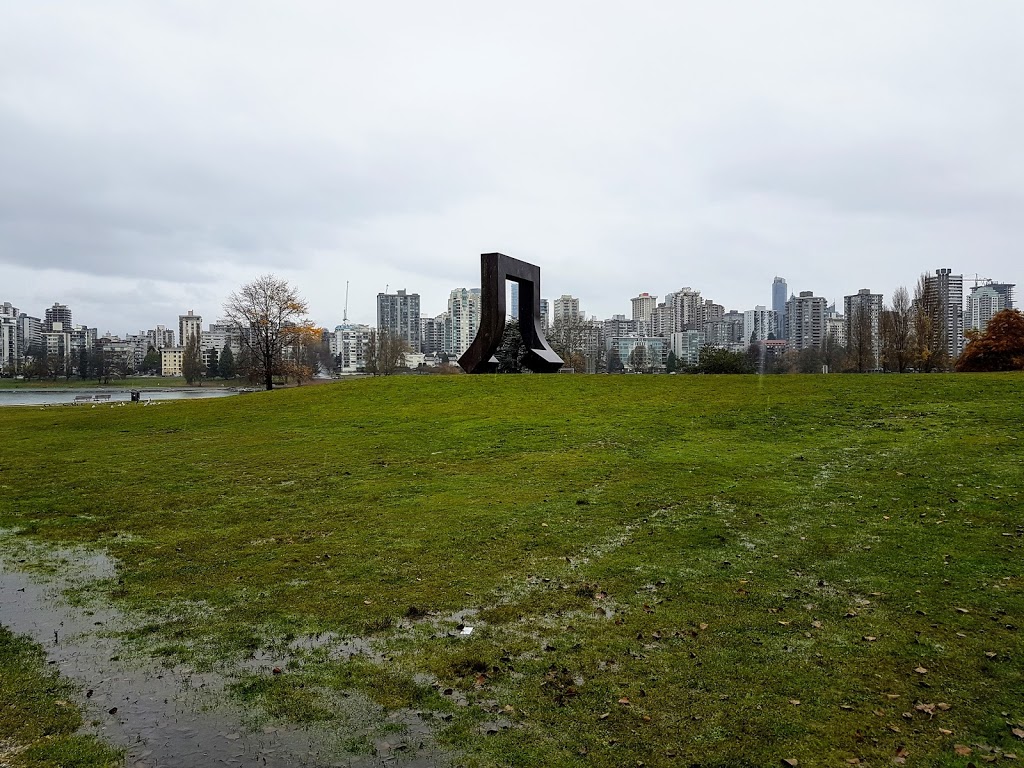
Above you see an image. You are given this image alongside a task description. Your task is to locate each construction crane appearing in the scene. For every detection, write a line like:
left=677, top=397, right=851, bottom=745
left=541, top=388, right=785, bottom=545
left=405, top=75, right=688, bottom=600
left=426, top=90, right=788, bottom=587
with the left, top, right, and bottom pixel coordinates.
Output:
left=343, top=281, right=349, bottom=323
left=967, top=273, right=991, bottom=289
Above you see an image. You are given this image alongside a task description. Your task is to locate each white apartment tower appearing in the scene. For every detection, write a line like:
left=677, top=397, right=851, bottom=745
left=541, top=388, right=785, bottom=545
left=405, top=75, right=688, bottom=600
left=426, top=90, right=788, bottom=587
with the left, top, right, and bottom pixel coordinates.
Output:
left=552, top=295, right=582, bottom=326
left=743, top=306, right=778, bottom=343
left=446, top=288, right=481, bottom=358
left=179, top=310, right=203, bottom=346
left=631, top=293, right=657, bottom=324
left=967, top=282, right=1015, bottom=332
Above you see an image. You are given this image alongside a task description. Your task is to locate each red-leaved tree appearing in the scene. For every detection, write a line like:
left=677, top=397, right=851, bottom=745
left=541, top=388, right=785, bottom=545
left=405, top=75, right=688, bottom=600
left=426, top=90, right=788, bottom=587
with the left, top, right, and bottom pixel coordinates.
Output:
left=955, top=309, right=1024, bottom=372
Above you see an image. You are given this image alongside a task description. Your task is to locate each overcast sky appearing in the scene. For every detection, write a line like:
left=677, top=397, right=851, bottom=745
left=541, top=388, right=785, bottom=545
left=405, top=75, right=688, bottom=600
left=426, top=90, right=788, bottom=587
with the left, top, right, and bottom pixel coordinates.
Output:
left=2, top=2, right=1021, bottom=333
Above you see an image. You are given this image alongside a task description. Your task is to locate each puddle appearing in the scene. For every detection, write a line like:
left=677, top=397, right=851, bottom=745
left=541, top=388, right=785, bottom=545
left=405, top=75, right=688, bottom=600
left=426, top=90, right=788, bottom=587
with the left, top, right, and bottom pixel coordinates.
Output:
left=0, top=548, right=447, bottom=767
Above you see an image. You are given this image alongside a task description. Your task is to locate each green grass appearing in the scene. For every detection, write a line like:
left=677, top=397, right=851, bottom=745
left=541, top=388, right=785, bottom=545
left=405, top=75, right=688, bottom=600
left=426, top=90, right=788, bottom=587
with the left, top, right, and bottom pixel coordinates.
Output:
left=1, top=374, right=1022, bottom=766
left=0, top=626, right=122, bottom=767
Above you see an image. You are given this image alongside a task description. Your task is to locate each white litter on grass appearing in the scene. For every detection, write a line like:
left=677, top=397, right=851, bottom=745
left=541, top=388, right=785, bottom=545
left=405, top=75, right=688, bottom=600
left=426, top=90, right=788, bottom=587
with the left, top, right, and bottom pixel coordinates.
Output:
left=459, top=626, right=474, bottom=636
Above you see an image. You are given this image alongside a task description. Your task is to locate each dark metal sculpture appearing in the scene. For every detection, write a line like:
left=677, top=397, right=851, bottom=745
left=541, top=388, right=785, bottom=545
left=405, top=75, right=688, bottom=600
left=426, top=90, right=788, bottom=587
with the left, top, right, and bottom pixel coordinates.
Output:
left=458, top=253, right=563, bottom=374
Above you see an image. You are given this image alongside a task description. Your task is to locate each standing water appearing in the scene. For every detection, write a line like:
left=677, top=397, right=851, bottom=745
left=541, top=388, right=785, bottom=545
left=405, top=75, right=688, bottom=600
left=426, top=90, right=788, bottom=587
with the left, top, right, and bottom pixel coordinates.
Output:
left=0, top=545, right=443, bottom=767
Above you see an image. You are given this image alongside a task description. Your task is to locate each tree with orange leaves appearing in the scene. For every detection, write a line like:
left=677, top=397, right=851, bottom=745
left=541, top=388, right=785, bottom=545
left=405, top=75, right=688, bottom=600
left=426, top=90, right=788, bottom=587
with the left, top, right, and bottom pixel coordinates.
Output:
left=955, top=309, right=1024, bottom=372
left=223, top=274, right=313, bottom=390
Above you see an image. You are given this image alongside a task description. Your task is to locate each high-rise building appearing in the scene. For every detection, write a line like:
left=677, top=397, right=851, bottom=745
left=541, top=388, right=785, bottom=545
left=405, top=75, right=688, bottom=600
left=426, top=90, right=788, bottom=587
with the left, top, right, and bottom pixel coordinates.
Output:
left=631, top=293, right=657, bottom=324
left=967, top=281, right=1015, bottom=332
left=603, top=315, right=640, bottom=339
left=786, top=291, right=828, bottom=350
left=0, top=302, right=18, bottom=371
left=509, top=283, right=519, bottom=321
left=670, top=330, right=705, bottom=367
left=826, top=307, right=847, bottom=347
left=331, top=323, right=372, bottom=373
left=44, top=303, right=72, bottom=333
left=420, top=313, right=448, bottom=357
left=539, top=298, right=550, bottom=332
left=701, top=300, right=725, bottom=329
left=147, top=325, right=176, bottom=350
left=772, top=277, right=788, bottom=339
left=743, top=306, right=778, bottom=343
left=924, top=269, right=964, bottom=361
left=844, top=289, right=883, bottom=369
left=552, top=295, right=582, bottom=326
left=179, top=310, right=203, bottom=347
left=18, top=314, right=42, bottom=357
left=665, top=288, right=702, bottom=332
left=376, top=289, right=421, bottom=352
left=201, top=323, right=241, bottom=357
left=446, top=288, right=481, bottom=358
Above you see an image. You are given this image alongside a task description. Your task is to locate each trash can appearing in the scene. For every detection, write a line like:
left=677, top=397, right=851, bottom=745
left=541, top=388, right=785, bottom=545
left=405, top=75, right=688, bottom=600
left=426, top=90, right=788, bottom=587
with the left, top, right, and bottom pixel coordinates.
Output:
left=130, top=390, right=140, bottom=402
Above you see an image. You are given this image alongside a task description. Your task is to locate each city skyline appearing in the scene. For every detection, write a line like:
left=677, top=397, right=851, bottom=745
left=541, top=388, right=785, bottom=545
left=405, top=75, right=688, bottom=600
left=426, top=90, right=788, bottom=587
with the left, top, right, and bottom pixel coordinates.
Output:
left=3, top=4, right=1022, bottom=332
left=1, top=268, right=1016, bottom=342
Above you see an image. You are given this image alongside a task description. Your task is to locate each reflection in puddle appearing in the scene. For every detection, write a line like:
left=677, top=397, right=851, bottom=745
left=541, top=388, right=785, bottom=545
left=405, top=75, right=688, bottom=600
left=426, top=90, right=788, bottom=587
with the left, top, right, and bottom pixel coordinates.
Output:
left=0, top=547, right=445, bottom=767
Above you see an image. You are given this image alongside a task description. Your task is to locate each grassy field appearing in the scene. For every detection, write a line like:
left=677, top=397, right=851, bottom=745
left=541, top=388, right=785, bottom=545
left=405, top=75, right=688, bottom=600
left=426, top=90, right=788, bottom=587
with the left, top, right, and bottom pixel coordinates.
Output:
left=1, top=374, right=1022, bottom=766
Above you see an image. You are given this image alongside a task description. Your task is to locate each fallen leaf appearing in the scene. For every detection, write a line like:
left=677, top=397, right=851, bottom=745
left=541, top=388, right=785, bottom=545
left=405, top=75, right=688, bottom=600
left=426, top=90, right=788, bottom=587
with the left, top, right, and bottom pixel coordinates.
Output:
left=886, top=694, right=900, bottom=700
left=1013, top=727, right=1024, bottom=740
left=954, top=745, right=972, bottom=756
left=811, top=621, right=823, bottom=629
left=840, top=704, right=854, bottom=711
left=363, top=600, right=373, bottom=605
left=779, top=620, right=791, bottom=626
left=846, top=759, right=861, bottom=765
left=781, top=759, right=799, bottom=767
left=598, top=712, right=610, bottom=720
left=699, top=623, right=708, bottom=630
left=888, top=724, right=901, bottom=733
left=956, top=607, right=971, bottom=614
left=937, top=703, right=951, bottom=711
left=986, top=651, right=998, bottom=659
left=789, top=699, right=801, bottom=706
left=863, top=636, right=877, bottom=642
left=914, top=666, right=928, bottom=674
left=939, top=728, right=953, bottom=735
left=618, top=697, right=630, bottom=705
left=915, top=703, right=936, bottom=716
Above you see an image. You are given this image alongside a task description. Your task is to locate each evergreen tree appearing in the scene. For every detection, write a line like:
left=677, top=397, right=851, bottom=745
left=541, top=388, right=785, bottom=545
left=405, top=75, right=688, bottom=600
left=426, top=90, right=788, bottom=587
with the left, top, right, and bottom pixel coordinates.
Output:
left=219, top=343, right=236, bottom=379
left=665, top=350, right=678, bottom=373
left=206, top=347, right=220, bottom=379
left=141, top=346, right=161, bottom=374
left=182, top=333, right=203, bottom=384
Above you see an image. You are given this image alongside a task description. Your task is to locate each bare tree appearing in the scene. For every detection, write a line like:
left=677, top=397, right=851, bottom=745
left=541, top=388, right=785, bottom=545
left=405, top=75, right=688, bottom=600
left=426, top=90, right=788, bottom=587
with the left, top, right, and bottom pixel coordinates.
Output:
left=223, top=275, right=313, bottom=390
left=847, top=303, right=874, bottom=373
left=548, top=314, right=592, bottom=372
left=881, top=285, right=913, bottom=373
left=364, top=329, right=409, bottom=376
left=913, top=273, right=943, bottom=372
left=182, top=332, right=203, bottom=385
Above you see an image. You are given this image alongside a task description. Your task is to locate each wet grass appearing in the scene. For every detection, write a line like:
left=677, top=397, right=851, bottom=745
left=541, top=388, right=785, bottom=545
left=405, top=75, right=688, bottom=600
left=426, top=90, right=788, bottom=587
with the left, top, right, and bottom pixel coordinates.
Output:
left=1, top=374, right=1023, bottom=766
left=0, top=626, right=122, bottom=767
